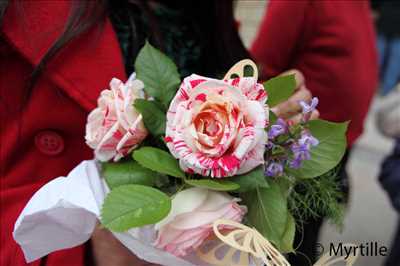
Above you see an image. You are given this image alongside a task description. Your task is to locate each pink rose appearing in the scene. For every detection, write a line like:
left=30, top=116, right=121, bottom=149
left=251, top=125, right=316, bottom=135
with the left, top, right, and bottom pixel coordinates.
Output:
left=165, top=75, right=268, bottom=178
left=154, top=187, right=246, bottom=257
left=85, top=77, right=148, bottom=161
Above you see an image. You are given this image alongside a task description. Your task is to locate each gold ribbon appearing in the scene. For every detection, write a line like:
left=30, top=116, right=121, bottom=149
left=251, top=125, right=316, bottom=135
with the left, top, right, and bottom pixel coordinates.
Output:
left=223, top=59, right=258, bottom=80
left=197, top=219, right=289, bottom=266
left=197, top=219, right=359, bottom=266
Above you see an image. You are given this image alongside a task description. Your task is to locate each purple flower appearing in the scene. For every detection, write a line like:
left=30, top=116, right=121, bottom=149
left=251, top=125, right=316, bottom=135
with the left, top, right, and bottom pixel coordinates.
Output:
left=265, top=141, right=274, bottom=150
left=299, top=131, right=319, bottom=147
left=289, top=157, right=303, bottom=169
left=291, top=143, right=311, bottom=160
left=265, top=161, right=284, bottom=177
left=299, top=97, right=319, bottom=114
left=288, top=131, right=318, bottom=169
left=289, top=143, right=311, bottom=169
left=268, top=118, right=288, bottom=139
left=299, top=97, right=319, bottom=122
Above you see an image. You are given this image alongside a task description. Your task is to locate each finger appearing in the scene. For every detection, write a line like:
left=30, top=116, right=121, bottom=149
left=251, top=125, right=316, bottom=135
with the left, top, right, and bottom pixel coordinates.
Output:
left=288, top=114, right=302, bottom=125
left=279, top=69, right=305, bottom=89
left=271, top=86, right=312, bottom=118
left=310, top=109, right=320, bottom=120
left=91, top=225, right=149, bottom=266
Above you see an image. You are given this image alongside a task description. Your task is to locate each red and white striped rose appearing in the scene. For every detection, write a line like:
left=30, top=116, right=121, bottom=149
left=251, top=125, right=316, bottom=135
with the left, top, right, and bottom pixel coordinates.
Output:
left=85, top=77, right=148, bottom=161
left=165, top=75, right=268, bottom=178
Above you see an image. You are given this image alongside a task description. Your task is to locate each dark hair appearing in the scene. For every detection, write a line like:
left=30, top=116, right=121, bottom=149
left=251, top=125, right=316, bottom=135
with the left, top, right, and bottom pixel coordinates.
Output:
left=0, top=0, right=250, bottom=86
left=183, top=0, right=251, bottom=76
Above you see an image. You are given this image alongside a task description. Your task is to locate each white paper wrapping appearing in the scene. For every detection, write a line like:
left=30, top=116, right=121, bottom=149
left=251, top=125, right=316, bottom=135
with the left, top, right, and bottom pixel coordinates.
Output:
left=12, top=160, right=199, bottom=266
left=13, top=161, right=103, bottom=262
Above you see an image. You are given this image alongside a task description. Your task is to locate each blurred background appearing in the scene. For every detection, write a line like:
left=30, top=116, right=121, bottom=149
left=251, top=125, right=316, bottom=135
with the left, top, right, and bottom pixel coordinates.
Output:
left=235, top=1, right=397, bottom=265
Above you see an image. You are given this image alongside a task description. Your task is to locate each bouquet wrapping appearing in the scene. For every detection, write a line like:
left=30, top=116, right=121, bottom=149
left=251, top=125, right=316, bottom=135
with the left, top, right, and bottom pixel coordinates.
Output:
left=14, top=160, right=217, bottom=266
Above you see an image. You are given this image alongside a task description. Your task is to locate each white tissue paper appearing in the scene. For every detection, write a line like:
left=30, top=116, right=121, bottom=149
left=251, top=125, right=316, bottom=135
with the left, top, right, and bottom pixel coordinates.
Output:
left=12, top=160, right=199, bottom=266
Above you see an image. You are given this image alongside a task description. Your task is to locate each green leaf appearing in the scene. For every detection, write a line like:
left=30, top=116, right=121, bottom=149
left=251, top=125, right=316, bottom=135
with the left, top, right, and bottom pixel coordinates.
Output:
left=135, top=41, right=181, bottom=108
left=102, top=161, right=167, bottom=190
left=134, top=99, right=166, bottom=137
left=101, top=184, right=171, bottom=231
left=184, top=178, right=240, bottom=191
left=269, top=110, right=278, bottom=125
left=288, top=119, right=348, bottom=178
left=280, top=214, right=296, bottom=253
left=133, top=147, right=185, bottom=178
left=241, top=179, right=292, bottom=251
left=264, top=74, right=296, bottom=107
left=229, top=167, right=269, bottom=192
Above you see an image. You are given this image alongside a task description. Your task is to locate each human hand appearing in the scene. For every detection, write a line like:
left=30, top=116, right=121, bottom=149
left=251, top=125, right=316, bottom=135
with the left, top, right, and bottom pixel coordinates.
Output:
left=270, top=69, right=319, bottom=124
left=91, top=225, right=159, bottom=266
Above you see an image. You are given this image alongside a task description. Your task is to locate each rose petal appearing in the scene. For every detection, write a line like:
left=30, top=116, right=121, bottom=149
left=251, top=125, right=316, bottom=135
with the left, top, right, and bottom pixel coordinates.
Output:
left=155, top=188, right=209, bottom=230
left=154, top=188, right=247, bottom=257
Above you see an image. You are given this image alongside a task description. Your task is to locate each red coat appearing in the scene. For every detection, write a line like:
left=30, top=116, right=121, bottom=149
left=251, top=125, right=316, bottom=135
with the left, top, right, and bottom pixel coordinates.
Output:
left=251, top=0, right=378, bottom=146
left=0, top=1, right=126, bottom=265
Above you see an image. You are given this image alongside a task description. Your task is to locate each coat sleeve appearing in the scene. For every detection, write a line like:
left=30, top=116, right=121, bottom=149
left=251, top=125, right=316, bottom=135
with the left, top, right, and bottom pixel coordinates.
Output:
left=250, top=0, right=310, bottom=78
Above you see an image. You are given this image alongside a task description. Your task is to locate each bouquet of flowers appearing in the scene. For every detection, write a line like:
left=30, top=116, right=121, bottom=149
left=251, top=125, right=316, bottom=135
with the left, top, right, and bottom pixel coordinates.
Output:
left=14, top=43, right=348, bottom=266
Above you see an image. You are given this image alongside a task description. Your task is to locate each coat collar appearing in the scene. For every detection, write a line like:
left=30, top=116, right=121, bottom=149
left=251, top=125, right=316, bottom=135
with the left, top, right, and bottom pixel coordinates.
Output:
left=1, top=0, right=127, bottom=111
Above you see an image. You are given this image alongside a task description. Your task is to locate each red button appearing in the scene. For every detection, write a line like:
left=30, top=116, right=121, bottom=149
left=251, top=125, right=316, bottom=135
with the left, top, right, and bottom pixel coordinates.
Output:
left=35, top=130, right=65, bottom=156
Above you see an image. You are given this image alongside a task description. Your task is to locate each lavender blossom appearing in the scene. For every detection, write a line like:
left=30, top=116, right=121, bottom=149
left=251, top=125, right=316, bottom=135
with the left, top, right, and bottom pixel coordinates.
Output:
left=299, top=131, right=319, bottom=147
left=288, top=131, right=319, bottom=169
left=289, top=143, right=311, bottom=169
left=300, top=97, right=319, bottom=114
left=265, top=161, right=284, bottom=177
left=299, top=97, right=319, bottom=122
left=265, top=140, right=274, bottom=150
left=268, top=118, right=288, bottom=139
left=289, top=157, right=303, bottom=169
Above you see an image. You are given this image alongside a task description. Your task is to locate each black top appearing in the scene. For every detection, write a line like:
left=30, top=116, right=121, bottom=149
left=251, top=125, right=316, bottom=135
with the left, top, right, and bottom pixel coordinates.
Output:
left=108, top=1, right=202, bottom=77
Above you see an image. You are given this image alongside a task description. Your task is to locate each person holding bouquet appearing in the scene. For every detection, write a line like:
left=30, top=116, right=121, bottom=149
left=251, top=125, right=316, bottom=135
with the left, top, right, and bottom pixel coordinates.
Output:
left=251, top=0, right=378, bottom=264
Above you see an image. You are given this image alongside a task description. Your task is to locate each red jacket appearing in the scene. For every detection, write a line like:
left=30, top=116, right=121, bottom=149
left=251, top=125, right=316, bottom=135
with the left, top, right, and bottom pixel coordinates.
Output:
left=0, top=1, right=126, bottom=265
left=251, top=0, right=378, bottom=146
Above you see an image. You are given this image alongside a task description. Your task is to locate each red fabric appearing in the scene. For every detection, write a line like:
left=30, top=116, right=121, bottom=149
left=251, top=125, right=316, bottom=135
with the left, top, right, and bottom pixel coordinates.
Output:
left=0, top=1, right=126, bottom=266
left=251, top=0, right=378, bottom=146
